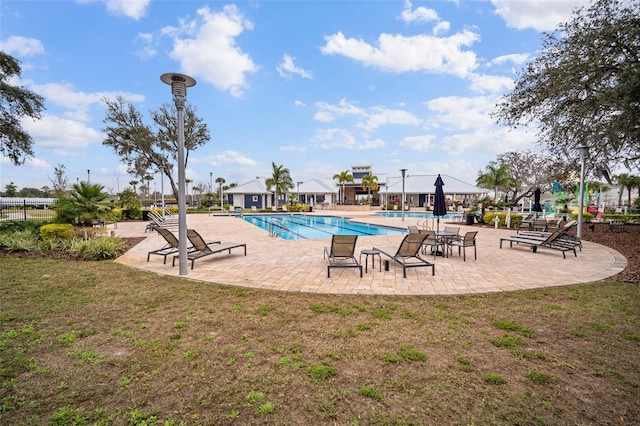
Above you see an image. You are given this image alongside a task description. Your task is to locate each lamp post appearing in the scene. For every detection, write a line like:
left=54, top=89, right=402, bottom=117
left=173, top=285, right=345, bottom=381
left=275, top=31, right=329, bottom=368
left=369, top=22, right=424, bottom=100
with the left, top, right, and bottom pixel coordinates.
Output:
left=161, top=72, right=196, bottom=276
left=159, top=164, right=165, bottom=214
left=400, top=168, right=407, bottom=222
left=577, top=145, right=588, bottom=239
left=297, top=181, right=302, bottom=205
left=87, top=169, right=90, bottom=184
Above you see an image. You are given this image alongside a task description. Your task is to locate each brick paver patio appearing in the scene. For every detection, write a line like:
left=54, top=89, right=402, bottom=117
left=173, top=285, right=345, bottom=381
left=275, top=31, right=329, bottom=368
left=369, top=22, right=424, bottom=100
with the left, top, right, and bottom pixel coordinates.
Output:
left=114, top=211, right=627, bottom=295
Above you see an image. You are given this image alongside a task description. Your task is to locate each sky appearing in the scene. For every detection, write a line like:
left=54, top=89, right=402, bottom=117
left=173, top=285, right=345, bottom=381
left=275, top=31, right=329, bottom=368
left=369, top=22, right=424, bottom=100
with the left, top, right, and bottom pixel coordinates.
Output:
left=0, top=0, right=587, bottom=195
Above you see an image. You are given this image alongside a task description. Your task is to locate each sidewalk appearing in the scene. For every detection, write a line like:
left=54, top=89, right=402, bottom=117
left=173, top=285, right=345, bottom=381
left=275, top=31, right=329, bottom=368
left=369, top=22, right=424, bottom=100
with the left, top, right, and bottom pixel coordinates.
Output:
left=114, top=212, right=627, bottom=295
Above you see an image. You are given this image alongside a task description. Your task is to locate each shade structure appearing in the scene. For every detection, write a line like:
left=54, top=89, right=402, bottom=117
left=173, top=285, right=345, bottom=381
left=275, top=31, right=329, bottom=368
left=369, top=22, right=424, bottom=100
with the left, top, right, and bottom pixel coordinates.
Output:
left=532, top=188, right=543, bottom=212
left=433, top=174, right=447, bottom=234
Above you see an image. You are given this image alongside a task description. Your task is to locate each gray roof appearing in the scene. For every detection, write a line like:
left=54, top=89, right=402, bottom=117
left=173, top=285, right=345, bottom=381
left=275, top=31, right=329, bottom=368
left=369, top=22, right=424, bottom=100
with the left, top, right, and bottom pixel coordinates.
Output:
left=225, top=179, right=271, bottom=194
left=383, top=174, right=487, bottom=195
left=296, top=179, right=338, bottom=194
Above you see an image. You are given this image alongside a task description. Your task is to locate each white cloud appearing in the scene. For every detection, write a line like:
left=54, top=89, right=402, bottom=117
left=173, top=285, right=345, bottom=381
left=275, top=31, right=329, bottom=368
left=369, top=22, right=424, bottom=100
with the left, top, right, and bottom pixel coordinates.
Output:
left=134, top=46, right=157, bottom=60
left=294, top=100, right=306, bottom=107
left=205, top=150, right=257, bottom=167
left=491, top=0, right=582, bottom=32
left=321, top=30, right=479, bottom=77
left=425, top=96, right=496, bottom=131
left=104, top=0, right=150, bottom=20
left=399, top=134, right=436, bottom=151
left=276, top=55, right=312, bottom=79
left=398, top=0, right=439, bottom=23
left=360, top=138, right=386, bottom=150
left=468, top=73, right=514, bottom=94
left=358, top=107, right=422, bottom=132
left=0, top=36, right=45, bottom=56
left=166, top=5, right=257, bottom=98
left=487, top=53, right=529, bottom=67
left=313, top=128, right=358, bottom=150
left=23, top=115, right=103, bottom=150
left=441, top=127, right=534, bottom=156
left=313, top=99, right=363, bottom=122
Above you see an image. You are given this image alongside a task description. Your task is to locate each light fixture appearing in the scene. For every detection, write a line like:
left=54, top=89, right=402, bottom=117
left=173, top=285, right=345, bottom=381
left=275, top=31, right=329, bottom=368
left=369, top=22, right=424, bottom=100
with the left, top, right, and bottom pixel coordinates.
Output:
left=161, top=72, right=196, bottom=276
left=577, top=145, right=588, bottom=239
left=400, top=169, right=407, bottom=222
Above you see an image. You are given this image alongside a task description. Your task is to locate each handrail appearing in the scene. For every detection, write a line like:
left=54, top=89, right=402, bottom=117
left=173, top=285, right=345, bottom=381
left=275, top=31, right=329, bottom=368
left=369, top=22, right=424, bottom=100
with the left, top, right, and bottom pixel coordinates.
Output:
left=269, top=217, right=289, bottom=237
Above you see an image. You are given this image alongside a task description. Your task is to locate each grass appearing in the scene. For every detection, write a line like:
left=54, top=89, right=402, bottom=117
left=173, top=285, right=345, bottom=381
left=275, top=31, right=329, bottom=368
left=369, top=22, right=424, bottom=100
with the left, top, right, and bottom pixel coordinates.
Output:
left=0, top=257, right=639, bottom=425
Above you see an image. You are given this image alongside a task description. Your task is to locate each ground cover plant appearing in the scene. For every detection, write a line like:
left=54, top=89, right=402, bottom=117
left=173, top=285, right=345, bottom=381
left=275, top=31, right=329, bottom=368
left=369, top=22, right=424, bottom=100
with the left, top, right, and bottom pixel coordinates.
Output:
left=0, top=224, right=638, bottom=425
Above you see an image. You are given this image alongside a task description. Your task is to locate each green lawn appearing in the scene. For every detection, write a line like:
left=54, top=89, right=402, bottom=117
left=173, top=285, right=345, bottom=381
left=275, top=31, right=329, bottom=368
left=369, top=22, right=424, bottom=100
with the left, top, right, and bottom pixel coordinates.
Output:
left=1, top=257, right=639, bottom=425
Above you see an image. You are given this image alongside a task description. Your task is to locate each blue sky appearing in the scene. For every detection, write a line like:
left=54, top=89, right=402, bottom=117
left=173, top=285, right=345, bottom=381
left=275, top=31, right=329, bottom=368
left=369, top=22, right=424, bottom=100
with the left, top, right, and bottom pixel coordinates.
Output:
left=1, top=0, right=585, bottom=194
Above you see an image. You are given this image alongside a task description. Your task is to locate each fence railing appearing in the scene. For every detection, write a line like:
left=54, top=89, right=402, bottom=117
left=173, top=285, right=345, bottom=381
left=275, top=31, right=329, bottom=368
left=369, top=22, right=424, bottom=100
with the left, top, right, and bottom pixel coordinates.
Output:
left=0, top=198, right=58, bottom=222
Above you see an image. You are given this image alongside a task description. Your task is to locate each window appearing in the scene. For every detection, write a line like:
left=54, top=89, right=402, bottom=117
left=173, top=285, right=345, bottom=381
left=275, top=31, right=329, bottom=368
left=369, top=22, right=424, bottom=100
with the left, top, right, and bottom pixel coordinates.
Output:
left=252, top=196, right=258, bottom=202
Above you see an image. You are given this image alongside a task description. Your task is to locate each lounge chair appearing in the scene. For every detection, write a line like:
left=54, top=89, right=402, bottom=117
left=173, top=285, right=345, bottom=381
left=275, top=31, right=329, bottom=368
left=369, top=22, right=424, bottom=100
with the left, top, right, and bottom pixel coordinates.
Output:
left=516, top=220, right=582, bottom=250
left=373, top=233, right=435, bottom=278
left=499, top=228, right=577, bottom=258
left=447, top=231, right=478, bottom=261
left=324, top=235, right=362, bottom=278
left=147, top=227, right=181, bottom=264
left=145, top=210, right=178, bottom=232
left=407, top=225, right=420, bottom=234
left=173, top=229, right=246, bottom=269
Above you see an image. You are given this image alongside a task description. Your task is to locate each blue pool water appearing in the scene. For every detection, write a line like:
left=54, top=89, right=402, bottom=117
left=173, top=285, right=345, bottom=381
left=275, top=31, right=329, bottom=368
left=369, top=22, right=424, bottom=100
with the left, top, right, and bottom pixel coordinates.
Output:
left=243, top=214, right=407, bottom=240
left=376, top=211, right=454, bottom=219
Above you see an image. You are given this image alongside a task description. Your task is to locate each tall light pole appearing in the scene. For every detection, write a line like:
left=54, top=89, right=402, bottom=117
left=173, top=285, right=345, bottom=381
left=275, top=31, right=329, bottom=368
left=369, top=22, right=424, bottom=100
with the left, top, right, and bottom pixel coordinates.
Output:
left=87, top=169, right=90, bottom=184
left=210, top=172, right=213, bottom=195
left=297, top=181, right=302, bottom=204
left=159, top=164, right=165, bottom=214
left=577, top=145, right=588, bottom=239
left=161, top=72, right=196, bottom=276
left=400, top=168, right=407, bottom=222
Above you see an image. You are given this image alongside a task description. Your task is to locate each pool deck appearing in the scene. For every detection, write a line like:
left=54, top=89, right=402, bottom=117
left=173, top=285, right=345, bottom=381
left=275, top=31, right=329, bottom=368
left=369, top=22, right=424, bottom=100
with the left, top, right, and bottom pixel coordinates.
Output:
left=114, top=210, right=627, bottom=295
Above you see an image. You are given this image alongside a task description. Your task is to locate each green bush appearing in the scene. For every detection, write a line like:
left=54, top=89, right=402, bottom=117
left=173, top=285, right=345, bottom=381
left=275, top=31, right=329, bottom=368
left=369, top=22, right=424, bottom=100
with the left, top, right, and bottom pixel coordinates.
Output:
left=40, top=223, right=75, bottom=240
left=570, top=212, right=594, bottom=222
left=0, top=220, right=47, bottom=234
left=0, top=230, right=39, bottom=252
left=482, top=212, right=523, bottom=228
left=601, top=213, right=640, bottom=223
left=70, top=236, right=125, bottom=260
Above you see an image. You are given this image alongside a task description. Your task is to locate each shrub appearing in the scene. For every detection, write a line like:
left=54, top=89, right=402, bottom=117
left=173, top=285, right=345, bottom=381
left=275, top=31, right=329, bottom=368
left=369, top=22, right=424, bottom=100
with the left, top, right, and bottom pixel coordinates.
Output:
left=70, top=236, right=125, bottom=260
left=40, top=223, right=75, bottom=240
left=0, top=230, right=39, bottom=252
left=570, top=212, right=594, bottom=222
left=0, top=220, right=47, bottom=233
left=482, top=212, right=523, bottom=228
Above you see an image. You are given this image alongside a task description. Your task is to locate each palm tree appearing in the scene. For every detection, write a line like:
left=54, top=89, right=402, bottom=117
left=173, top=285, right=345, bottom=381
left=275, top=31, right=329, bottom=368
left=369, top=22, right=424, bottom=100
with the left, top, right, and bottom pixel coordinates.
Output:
left=333, top=170, right=354, bottom=205
left=129, top=180, right=139, bottom=195
left=265, top=162, right=294, bottom=209
left=361, top=173, right=379, bottom=206
left=58, top=182, right=110, bottom=226
left=215, top=177, right=226, bottom=205
left=476, top=164, right=513, bottom=203
left=614, top=173, right=636, bottom=206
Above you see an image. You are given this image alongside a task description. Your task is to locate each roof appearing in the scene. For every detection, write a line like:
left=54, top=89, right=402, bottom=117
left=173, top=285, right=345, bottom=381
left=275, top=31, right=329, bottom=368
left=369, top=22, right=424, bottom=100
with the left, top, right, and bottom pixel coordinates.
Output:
left=224, top=179, right=271, bottom=194
left=0, top=197, right=57, bottom=204
left=382, top=175, right=487, bottom=195
left=298, top=179, right=338, bottom=194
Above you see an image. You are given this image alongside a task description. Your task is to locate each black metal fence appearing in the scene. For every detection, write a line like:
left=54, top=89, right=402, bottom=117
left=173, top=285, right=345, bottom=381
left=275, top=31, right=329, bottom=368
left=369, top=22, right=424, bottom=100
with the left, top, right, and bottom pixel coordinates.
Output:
left=0, top=198, right=58, bottom=222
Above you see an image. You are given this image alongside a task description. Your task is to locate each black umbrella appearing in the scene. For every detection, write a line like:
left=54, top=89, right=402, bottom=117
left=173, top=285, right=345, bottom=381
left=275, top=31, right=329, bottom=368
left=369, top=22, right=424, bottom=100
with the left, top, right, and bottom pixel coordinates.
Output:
left=532, top=188, right=543, bottom=213
left=433, top=174, right=447, bottom=234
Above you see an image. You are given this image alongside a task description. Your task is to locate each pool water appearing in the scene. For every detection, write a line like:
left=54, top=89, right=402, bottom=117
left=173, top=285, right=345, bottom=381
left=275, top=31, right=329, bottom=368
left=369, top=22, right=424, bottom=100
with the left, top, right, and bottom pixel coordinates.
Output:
left=243, top=214, right=407, bottom=240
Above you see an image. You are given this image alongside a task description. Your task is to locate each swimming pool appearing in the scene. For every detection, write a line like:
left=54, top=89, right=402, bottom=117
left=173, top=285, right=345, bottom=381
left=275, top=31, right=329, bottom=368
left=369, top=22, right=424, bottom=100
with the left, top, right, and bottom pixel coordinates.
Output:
left=376, top=211, right=454, bottom=219
left=243, top=214, right=407, bottom=240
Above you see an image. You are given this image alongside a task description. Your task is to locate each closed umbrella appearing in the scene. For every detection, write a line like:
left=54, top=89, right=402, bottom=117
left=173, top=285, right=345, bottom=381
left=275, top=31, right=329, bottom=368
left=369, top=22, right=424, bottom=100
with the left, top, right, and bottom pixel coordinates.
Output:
left=433, top=174, right=447, bottom=234
left=532, top=188, right=543, bottom=214
left=432, top=174, right=447, bottom=256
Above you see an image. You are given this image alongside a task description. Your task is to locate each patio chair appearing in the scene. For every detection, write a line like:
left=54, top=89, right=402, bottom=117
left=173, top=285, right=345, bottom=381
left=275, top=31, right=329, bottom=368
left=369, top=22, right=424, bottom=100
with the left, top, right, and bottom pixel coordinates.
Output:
left=499, top=228, right=577, bottom=258
left=324, top=235, right=362, bottom=278
left=447, top=231, right=477, bottom=261
left=407, top=225, right=420, bottom=234
left=418, top=229, right=444, bottom=258
left=373, top=233, right=434, bottom=278
left=173, top=229, right=246, bottom=269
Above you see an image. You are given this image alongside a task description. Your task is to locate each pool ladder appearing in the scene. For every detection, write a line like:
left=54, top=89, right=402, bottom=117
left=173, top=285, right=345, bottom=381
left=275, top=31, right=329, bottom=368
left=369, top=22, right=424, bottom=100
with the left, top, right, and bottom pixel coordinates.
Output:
left=268, top=218, right=289, bottom=238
